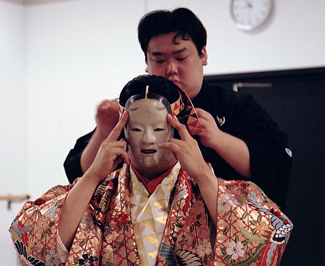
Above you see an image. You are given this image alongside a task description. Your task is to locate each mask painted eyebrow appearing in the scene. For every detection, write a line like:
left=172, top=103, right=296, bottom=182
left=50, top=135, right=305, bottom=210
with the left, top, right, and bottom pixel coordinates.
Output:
left=156, top=106, right=167, bottom=111
left=128, top=106, right=139, bottom=111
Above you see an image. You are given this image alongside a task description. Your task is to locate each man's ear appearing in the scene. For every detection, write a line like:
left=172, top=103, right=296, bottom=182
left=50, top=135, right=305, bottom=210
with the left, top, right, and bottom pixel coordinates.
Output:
left=200, top=47, right=208, bottom=66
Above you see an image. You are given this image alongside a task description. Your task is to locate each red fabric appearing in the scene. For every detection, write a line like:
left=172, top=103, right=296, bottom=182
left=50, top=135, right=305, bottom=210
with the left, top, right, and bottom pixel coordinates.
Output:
left=131, top=164, right=173, bottom=195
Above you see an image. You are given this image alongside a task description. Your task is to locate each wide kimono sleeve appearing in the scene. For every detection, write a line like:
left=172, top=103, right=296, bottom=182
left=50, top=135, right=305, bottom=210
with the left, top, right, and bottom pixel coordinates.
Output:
left=159, top=171, right=293, bottom=266
left=9, top=173, right=119, bottom=266
left=9, top=183, right=73, bottom=266
left=214, top=179, right=293, bottom=265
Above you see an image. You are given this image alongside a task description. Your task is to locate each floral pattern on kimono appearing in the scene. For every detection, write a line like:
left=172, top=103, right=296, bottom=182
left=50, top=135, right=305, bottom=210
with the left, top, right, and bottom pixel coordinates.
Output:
left=9, top=163, right=293, bottom=266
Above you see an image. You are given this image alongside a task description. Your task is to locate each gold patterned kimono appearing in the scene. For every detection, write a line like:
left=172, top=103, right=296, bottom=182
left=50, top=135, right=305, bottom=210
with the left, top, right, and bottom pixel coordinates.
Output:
left=9, top=162, right=293, bottom=265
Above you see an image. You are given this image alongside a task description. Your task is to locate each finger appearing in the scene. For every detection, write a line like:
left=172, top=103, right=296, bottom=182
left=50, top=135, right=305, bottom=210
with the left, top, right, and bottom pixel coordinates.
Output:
left=107, top=112, right=128, bottom=141
left=98, top=99, right=119, bottom=112
left=119, top=151, right=130, bottom=165
left=110, top=147, right=129, bottom=167
left=99, top=140, right=127, bottom=158
left=195, top=108, right=210, bottom=121
left=98, top=99, right=110, bottom=110
left=108, top=99, right=120, bottom=112
left=99, top=140, right=129, bottom=167
left=195, top=108, right=205, bottom=116
left=167, top=114, right=191, bottom=141
left=119, top=139, right=130, bottom=164
left=106, top=149, right=129, bottom=175
left=158, top=136, right=188, bottom=158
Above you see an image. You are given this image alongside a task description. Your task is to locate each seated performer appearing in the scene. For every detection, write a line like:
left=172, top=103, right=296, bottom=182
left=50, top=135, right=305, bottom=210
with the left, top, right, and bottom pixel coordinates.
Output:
left=9, top=75, right=293, bottom=266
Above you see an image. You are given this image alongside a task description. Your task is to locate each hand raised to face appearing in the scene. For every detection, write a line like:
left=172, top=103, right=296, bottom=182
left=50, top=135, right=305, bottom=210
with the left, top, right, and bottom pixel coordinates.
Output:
left=86, top=112, right=130, bottom=183
left=158, top=114, right=210, bottom=183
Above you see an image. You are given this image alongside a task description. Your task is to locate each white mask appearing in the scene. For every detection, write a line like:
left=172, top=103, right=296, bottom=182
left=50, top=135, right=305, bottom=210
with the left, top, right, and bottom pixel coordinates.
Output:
left=124, top=98, right=176, bottom=179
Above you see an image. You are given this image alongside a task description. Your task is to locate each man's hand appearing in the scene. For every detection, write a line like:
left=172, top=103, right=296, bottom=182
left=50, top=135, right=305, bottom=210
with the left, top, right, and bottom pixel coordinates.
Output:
left=95, top=99, right=120, bottom=138
left=194, top=108, right=220, bottom=150
left=195, top=108, right=251, bottom=178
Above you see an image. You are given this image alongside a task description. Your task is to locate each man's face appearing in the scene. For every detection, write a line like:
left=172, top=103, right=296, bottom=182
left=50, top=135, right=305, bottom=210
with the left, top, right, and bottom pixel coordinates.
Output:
left=125, top=98, right=176, bottom=178
left=146, top=32, right=208, bottom=99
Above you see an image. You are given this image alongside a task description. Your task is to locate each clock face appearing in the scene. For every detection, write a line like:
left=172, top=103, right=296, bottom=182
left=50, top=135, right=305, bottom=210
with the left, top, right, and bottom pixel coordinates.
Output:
left=231, top=0, right=273, bottom=31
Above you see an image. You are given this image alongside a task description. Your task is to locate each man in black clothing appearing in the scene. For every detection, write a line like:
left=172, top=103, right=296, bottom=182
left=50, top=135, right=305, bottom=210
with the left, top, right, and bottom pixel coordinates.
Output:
left=64, top=8, right=292, bottom=208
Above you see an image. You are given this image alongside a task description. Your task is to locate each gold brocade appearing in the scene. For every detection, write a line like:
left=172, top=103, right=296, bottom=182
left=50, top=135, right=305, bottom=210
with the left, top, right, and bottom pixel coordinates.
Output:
left=129, top=163, right=180, bottom=265
left=9, top=163, right=293, bottom=266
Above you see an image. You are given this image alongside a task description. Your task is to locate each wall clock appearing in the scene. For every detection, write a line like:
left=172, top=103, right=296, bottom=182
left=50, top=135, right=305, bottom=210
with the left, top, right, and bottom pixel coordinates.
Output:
left=230, top=0, right=273, bottom=31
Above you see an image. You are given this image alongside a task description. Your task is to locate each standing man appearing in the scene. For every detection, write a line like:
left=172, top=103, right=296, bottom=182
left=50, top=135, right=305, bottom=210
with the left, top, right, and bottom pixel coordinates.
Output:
left=64, top=8, right=292, bottom=208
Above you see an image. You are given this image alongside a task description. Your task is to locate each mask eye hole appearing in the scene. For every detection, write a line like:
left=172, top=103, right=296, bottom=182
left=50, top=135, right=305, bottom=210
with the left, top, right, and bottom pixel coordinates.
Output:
left=154, top=128, right=165, bottom=132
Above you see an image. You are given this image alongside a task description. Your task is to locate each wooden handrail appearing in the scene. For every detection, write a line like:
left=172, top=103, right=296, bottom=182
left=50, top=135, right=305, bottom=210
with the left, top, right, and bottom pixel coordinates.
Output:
left=0, top=194, right=30, bottom=210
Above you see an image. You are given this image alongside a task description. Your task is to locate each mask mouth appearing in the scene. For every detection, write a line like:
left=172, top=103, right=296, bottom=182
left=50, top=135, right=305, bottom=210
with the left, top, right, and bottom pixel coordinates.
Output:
left=141, top=149, right=157, bottom=154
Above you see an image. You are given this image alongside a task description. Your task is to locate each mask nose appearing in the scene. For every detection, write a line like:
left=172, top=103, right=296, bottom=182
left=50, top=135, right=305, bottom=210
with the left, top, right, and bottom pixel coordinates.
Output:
left=142, top=129, right=156, bottom=145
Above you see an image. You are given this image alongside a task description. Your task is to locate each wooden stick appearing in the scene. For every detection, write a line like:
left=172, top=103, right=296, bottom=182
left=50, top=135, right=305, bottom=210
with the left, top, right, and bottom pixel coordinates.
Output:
left=0, top=195, right=30, bottom=201
left=0, top=195, right=30, bottom=210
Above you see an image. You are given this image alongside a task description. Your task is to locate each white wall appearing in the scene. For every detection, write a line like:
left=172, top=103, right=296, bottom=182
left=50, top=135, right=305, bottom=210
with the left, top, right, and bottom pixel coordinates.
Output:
left=0, top=1, right=25, bottom=264
left=0, top=0, right=324, bottom=264
left=147, top=0, right=325, bottom=74
left=24, top=0, right=146, bottom=199
left=0, top=0, right=25, bottom=194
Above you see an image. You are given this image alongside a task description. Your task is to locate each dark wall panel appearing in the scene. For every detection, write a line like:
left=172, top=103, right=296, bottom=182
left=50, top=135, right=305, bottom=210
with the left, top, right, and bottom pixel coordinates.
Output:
left=204, top=67, right=325, bottom=265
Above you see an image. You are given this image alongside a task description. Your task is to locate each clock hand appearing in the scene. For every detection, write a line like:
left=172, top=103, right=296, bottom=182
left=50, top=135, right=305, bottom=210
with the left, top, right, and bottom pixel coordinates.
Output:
left=245, top=0, right=253, bottom=8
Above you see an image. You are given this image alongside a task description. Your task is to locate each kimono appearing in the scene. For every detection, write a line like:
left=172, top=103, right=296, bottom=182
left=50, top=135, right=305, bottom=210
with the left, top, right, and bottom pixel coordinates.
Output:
left=9, top=162, right=293, bottom=266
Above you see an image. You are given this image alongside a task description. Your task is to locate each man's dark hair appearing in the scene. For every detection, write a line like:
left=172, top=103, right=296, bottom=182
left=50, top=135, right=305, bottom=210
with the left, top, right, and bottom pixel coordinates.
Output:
left=138, top=8, right=207, bottom=61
